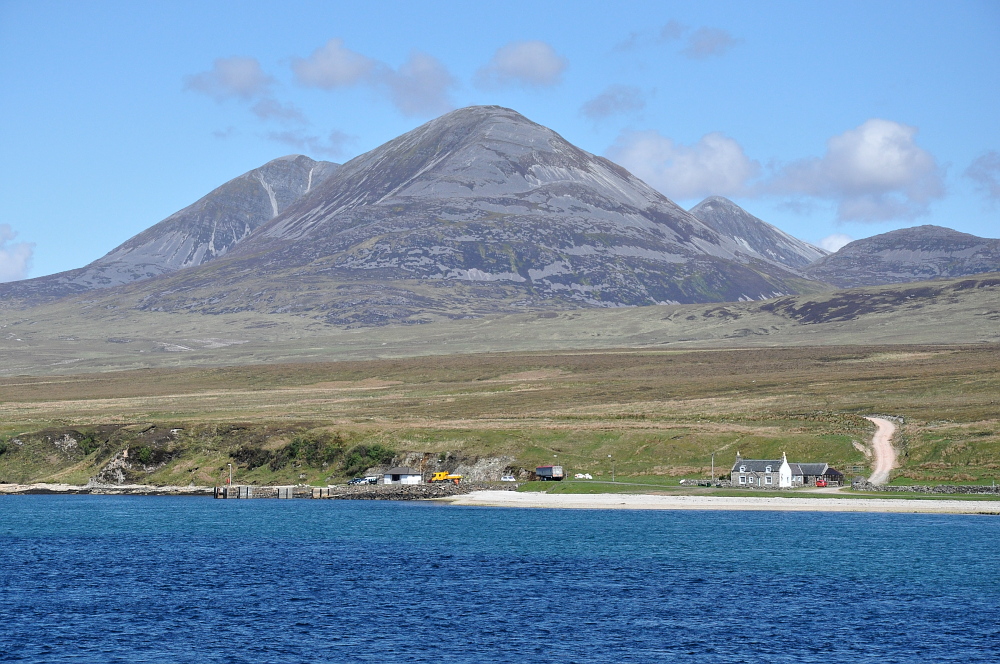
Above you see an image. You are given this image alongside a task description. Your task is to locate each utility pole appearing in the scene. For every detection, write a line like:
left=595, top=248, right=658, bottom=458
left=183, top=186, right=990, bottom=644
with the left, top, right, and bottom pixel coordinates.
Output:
left=608, top=454, right=615, bottom=482
left=711, top=453, right=715, bottom=483
left=228, top=463, right=233, bottom=486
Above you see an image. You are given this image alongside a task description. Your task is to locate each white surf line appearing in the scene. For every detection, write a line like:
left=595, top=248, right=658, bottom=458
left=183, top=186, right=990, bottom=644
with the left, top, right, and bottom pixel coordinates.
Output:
left=865, top=416, right=898, bottom=485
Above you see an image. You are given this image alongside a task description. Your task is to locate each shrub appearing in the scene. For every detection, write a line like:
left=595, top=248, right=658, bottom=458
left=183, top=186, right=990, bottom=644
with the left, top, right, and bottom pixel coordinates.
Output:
left=267, top=431, right=347, bottom=471
left=233, top=445, right=273, bottom=470
left=342, top=444, right=395, bottom=477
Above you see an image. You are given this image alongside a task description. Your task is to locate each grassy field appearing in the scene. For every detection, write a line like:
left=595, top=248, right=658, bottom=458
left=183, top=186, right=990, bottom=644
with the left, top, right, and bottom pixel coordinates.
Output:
left=1, top=344, right=997, bottom=486
left=2, top=273, right=998, bottom=377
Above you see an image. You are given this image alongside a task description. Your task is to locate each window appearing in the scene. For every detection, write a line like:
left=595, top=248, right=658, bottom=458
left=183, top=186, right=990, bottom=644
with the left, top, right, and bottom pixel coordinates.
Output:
left=749, top=476, right=755, bottom=483
left=740, top=466, right=746, bottom=472
left=765, top=476, right=772, bottom=484
left=739, top=476, right=746, bottom=484
left=765, top=466, right=772, bottom=472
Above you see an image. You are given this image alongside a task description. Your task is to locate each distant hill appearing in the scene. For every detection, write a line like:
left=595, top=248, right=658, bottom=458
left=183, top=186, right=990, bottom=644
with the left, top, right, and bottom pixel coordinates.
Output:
left=0, top=155, right=338, bottom=303
left=804, top=225, right=1000, bottom=288
left=689, top=196, right=827, bottom=270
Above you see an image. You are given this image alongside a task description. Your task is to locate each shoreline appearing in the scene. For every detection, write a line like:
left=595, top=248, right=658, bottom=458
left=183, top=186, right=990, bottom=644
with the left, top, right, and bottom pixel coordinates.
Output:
left=0, top=483, right=214, bottom=496
left=437, top=490, right=1000, bottom=514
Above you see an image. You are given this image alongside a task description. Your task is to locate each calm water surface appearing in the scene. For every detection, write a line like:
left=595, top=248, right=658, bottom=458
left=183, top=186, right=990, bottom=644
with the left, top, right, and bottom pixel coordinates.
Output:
left=1, top=496, right=998, bottom=663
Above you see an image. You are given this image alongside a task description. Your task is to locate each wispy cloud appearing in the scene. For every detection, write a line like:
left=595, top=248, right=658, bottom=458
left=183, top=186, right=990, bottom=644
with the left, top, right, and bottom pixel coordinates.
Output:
left=581, top=85, right=645, bottom=120
left=291, top=38, right=377, bottom=89
left=267, top=130, right=354, bottom=159
left=382, top=51, right=456, bottom=116
left=681, top=27, right=740, bottom=59
left=475, top=40, right=567, bottom=88
left=0, top=224, right=34, bottom=282
left=184, top=57, right=273, bottom=100
left=251, top=98, right=308, bottom=124
left=607, top=130, right=759, bottom=200
left=658, top=20, right=687, bottom=42
left=618, top=21, right=740, bottom=59
left=292, top=40, right=455, bottom=116
left=768, top=118, right=945, bottom=222
left=965, top=150, right=1000, bottom=203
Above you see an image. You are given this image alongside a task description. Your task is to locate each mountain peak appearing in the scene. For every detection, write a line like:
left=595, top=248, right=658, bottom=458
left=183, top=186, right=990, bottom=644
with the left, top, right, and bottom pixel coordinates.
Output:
left=689, top=197, right=827, bottom=270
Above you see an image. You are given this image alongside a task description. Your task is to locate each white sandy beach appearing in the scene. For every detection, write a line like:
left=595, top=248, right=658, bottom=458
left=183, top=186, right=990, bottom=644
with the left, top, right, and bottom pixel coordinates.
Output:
left=441, top=490, right=1000, bottom=514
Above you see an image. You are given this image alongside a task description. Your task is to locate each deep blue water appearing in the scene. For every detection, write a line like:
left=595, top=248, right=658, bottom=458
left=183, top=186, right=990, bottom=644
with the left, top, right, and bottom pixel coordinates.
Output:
left=1, top=497, right=999, bottom=663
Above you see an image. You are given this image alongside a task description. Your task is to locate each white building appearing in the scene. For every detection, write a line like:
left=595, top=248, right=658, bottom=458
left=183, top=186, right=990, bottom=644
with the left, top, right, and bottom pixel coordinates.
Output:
left=382, top=467, right=422, bottom=485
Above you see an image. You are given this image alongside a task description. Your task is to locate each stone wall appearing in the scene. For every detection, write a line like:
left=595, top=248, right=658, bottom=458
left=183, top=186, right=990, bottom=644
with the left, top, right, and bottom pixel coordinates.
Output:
left=852, top=481, right=1000, bottom=494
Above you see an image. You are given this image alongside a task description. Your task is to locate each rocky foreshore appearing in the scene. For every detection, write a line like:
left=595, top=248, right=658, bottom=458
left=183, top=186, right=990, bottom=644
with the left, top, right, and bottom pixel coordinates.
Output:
left=0, top=482, right=215, bottom=496
left=316, top=482, right=518, bottom=500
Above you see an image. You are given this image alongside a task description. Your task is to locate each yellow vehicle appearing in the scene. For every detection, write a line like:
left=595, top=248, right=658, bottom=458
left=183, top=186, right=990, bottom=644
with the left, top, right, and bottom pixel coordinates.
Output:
left=429, top=471, right=463, bottom=484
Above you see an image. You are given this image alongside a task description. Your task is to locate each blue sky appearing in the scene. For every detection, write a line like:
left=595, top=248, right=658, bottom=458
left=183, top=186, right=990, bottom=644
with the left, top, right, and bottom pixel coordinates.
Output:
left=1, top=0, right=998, bottom=280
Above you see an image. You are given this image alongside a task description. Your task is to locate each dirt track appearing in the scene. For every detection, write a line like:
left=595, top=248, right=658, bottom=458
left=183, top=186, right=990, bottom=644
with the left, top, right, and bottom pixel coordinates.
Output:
left=865, top=417, right=898, bottom=484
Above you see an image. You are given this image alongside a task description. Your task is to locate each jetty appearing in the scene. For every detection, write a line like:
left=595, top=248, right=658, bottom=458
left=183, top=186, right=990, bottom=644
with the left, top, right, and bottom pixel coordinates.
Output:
left=213, top=482, right=515, bottom=500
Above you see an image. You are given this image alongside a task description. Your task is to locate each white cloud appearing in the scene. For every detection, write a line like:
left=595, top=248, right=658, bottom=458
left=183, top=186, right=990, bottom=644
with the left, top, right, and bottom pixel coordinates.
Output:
left=965, top=150, right=1000, bottom=202
left=581, top=85, right=645, bottom=120
left=184, top=57, right=273, bottom=100
left=682, top=27, right=740, bottom=59
left=475, top=40, right=567, bottom=88
left=382, top=51, right=456, bottom=116
left=770, top=118, right=945, bottom=222
left=291, top=39, right=377, bottom=89
left=818, top=233, right=854, bottom=252
left=268, top=130, right=354, bottom=159
left=0, top=224, right=34, bottom=283
left=607, top=130, right=760, bottom=200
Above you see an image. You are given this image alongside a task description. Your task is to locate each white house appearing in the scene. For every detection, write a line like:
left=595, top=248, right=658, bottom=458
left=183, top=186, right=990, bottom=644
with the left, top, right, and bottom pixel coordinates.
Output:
left=382, top=467, right=422, bottom=485
left=731, top=452, right=844, bottom=487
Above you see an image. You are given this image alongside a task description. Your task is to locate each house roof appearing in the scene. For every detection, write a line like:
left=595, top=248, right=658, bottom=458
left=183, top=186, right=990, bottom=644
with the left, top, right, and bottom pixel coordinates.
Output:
left=385, top=467, right=421, bottom=475
left=731, top=459, right=781, bottom=473
left=731, top=459, right=826, bottom=476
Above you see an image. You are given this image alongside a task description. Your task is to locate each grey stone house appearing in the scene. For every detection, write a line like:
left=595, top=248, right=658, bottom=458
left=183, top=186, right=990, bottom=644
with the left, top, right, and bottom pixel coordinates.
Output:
left=731, top=453, right=844, bottom=488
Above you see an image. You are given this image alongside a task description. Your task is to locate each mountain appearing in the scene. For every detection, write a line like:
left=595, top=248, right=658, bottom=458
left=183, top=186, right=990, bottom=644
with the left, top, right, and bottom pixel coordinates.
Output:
left=804, top=225, right=1000, bottom=288
left=688, top=196, right=827, bottom=270
left=97, top=106, right=819, bottom=325
left=1, top=155, right=338, bottom=302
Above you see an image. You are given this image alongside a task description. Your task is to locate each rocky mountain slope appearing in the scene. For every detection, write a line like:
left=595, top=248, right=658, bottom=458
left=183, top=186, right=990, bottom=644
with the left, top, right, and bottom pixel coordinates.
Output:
left=804, top=225, right=1000, bottom=287
left=0, top=155, right=338, bottom=303
left=689, top=196, right=827, bottom=270
left=77, top=106, right=819, bottom=325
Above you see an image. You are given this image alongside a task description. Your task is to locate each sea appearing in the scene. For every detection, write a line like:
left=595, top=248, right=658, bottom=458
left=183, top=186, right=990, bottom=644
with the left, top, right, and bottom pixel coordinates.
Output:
left=1, top=496, right=998, bottom=663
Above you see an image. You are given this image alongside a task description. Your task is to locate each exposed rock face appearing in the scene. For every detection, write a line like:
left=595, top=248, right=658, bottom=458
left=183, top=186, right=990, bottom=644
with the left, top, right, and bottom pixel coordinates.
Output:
left=804, top=225, right=1000, bottom=288
left=0, top=155, right=338, bottom=303
left=689, top=196, right=827, bottom=269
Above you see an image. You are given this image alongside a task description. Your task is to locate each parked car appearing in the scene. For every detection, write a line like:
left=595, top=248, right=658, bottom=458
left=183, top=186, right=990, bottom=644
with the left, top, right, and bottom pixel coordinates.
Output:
left=815, top=479, right=828, bottom=487
left=500, top=475, right=517, bottom=482
left=347, top=477, right=368, bottom=485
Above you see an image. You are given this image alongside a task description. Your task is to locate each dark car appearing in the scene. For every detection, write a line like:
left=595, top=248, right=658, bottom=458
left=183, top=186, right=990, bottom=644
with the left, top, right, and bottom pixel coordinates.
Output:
left=347, top=477, right=368, bottom=485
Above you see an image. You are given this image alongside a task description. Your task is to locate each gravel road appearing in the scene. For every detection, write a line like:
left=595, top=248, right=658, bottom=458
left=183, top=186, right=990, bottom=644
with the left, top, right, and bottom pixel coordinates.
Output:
left=865, top=416, right=898, bottom=485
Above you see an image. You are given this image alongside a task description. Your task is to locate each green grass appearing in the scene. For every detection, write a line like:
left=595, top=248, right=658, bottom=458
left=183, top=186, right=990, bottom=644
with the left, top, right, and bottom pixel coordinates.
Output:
left=1, top=344, right=998, bottom=486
